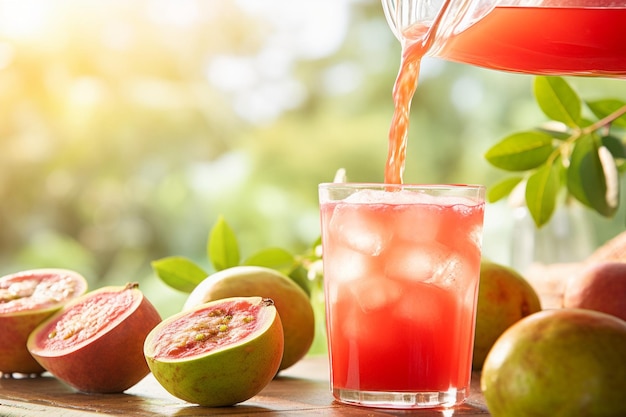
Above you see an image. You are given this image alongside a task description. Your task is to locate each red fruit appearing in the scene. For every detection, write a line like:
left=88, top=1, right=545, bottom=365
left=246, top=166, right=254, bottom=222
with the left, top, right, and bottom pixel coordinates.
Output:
left=563, top=261, right=626, bottom=321
left=0, top=269, right=88, bottom=375
left=27, top=283, right=161, bottom=393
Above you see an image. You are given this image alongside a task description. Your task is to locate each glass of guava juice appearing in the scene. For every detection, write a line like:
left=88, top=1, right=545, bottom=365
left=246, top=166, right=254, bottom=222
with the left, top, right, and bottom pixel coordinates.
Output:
left=319, top=183, right=485, bottom=409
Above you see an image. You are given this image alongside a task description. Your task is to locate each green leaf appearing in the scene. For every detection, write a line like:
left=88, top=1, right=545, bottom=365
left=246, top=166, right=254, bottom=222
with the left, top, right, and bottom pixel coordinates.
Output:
left=243, top=247, right=295, bottom=275
left=243, top=248, right=311, bottom=296
left=487, top=176, right=523, bottom=203
left=484, top=131, right=554, bottom=171
left=525, top=159, right=561, bottom=227
left=587, top=99, right=626, bottom=128
left=208, top=215, right=240, bottom=271
left=567, top=135, right=595, bottom=207
left=602, top=135, right=626, bottom=160
left=566, top=135, right=618, bottom=217
left=533, top=77, right=581, bottom=127
left=311, top=235, right=322, bottom=249
left=151, top=256, right=208, bottom=293
left=288, top=265, right=312, bottom=297
left=536, top=126, right=570, bottom=141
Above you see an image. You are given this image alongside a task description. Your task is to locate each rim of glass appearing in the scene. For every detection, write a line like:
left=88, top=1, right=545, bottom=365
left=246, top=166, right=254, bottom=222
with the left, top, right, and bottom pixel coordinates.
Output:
left=319, top=182, right=485, bottom=190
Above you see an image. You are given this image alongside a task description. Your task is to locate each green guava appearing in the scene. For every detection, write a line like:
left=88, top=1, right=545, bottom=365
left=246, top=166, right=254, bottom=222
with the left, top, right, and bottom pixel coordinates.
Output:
left=183, top=266, right=314, bottom=371
left=0, top=269, right=88, bottom=375
left=472, top=260, right=541, bottom=370
left=144, top=296, right=284, bottom=407
left=481, top=308, right=626, bottom=417
left=27, top=283, right=162, bottom=392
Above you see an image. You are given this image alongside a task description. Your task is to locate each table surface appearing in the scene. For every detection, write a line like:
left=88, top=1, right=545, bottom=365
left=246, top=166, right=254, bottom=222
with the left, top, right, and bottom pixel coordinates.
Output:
left=0, top=356, right=491, bottom=416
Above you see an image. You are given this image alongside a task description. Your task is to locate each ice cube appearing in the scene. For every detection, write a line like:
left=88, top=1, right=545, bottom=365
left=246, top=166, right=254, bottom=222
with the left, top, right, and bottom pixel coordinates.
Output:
left=384, top=241, right=450, bottom=282
left=393, top=281, right=448, bottom=324
left=324, top=245, right=376, bottom=286
left=331, top=277, right=403, bottom=351
left=323, top=244, right=385, bottom=307
left=393, top=203, right=442, bottom=243
left=329, top=203, right=391, bottom=256
left=467, top=224, right=484, bottom=251
left=426, top=251, right=480, bottom=296
left=343, top=189, right=389, bottom=204
left=427, top=254, right=463, bottom=289
left=349, top=277, right=402, bottom=313
left=339, top=295, right=398, bottom=351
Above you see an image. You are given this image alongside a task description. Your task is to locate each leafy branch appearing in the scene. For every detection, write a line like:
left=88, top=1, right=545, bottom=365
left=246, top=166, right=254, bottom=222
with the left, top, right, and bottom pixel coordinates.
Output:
left=485, top=76, right=626, bottom=227
left=151, top=215, right=321, bottom=296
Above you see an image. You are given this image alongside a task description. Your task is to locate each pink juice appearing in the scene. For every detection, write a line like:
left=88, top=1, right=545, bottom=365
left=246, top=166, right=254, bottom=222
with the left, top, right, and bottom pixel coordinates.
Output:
left=439, top=6, right=626, bottom=77
left=320, top=186, right=484, bottom=398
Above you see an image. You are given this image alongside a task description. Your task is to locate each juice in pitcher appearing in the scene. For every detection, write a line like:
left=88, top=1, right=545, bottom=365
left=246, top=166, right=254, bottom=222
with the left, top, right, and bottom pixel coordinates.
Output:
left=438, top=6, right=626, bottom=77
left=386, top=1, right=626, bottom=77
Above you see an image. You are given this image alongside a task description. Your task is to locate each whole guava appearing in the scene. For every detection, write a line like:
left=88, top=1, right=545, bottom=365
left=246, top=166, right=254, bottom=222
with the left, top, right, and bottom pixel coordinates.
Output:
left=144, top=296, right=284, bottom=407
left=472, top=260, right=541, bottom=370
left=184, top=266, right=314, bottom=371
left=481, top=308, right=626, bottom=417
left=563, top=261, right=626, bottom=321
left=0, top=269, right=88, bottom=375
left=27, top=283, right=162, bottom=393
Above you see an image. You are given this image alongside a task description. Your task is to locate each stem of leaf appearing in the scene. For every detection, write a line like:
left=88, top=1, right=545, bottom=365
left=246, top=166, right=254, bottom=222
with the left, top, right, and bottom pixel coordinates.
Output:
left=581, top=103, right=626, bottom=136
left=550, top=103, right=626, bottom=166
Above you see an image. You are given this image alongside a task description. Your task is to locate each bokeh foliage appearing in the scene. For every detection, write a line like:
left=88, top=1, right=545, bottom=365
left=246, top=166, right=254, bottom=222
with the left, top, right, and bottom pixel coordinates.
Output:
left=1, top=0, right=625, bottom=317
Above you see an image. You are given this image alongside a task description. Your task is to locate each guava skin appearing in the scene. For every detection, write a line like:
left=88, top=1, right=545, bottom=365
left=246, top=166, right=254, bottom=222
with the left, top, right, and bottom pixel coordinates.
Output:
left=1, top=311, right=54, bottom=374
left=0, top=269, right=88, bottom=375
left=563, top=261, right=626, bottom=321
left=27, top=284, right=162, bottom=393
left=472, top=260, right=541, bottom=370
left=144, top=297, right=284, bottom=407
left=184, top=266, right=314, bottom=371
left=481, top=308, right=626, bottom=417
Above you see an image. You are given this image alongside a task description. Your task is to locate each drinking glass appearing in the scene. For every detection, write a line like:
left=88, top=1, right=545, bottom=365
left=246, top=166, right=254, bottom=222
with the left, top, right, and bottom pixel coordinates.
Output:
left=319, top=183, right=485, bottom=409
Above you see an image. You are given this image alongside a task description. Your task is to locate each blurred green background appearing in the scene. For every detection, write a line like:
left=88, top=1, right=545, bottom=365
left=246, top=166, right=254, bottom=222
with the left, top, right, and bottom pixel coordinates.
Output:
left=1, top=0, right=625, bottom=319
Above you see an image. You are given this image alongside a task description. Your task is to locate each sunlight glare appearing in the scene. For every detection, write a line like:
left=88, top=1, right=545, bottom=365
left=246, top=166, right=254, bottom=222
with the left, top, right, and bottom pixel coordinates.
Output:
left=0, top=41, right=14, bottom=69
left=236, top=0, right=350, bottom=59
left=205, top=0, right=352, bottom=124
left=0, top=0, right=54, bottom=40
left=146, top=0, right=202, bottom=27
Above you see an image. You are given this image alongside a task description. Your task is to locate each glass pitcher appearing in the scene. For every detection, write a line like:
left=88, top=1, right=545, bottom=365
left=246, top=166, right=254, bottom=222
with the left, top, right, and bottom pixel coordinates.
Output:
left=382, top=0, right=626, bottom=77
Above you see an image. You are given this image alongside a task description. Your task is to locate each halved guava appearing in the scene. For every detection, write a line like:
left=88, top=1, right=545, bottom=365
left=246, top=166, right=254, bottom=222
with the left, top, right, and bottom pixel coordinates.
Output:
left=0, top=268, right=88, bottom=375
left=144, top=296, right=284, bottom=407
left=27, top=282, right=162, bottom=393
left=183, top=266, right=314, bottom=371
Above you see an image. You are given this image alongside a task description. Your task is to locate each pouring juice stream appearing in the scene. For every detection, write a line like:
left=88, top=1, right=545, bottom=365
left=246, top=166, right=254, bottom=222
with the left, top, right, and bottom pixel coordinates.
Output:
left=384, top=0, right=453, bottom=184
left=385, top=1, right=626, bottom=184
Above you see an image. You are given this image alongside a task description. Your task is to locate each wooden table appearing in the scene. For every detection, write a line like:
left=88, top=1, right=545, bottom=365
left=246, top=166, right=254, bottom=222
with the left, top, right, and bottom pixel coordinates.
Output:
left=0, top=356, right=490, bottom=416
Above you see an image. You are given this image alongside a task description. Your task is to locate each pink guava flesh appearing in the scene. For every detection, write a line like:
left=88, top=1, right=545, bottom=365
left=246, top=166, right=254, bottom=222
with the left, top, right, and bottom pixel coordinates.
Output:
left=151, top=298, right=265, bottom=359
left=0, top=269, right=88, bottom=375
left=144, top=297, right=284, bottom=407
left=0, top=272, right=84, bottom=314
left=28, top=284, right=162, bottom=393
left=37, top=289, right=134, bottom=350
